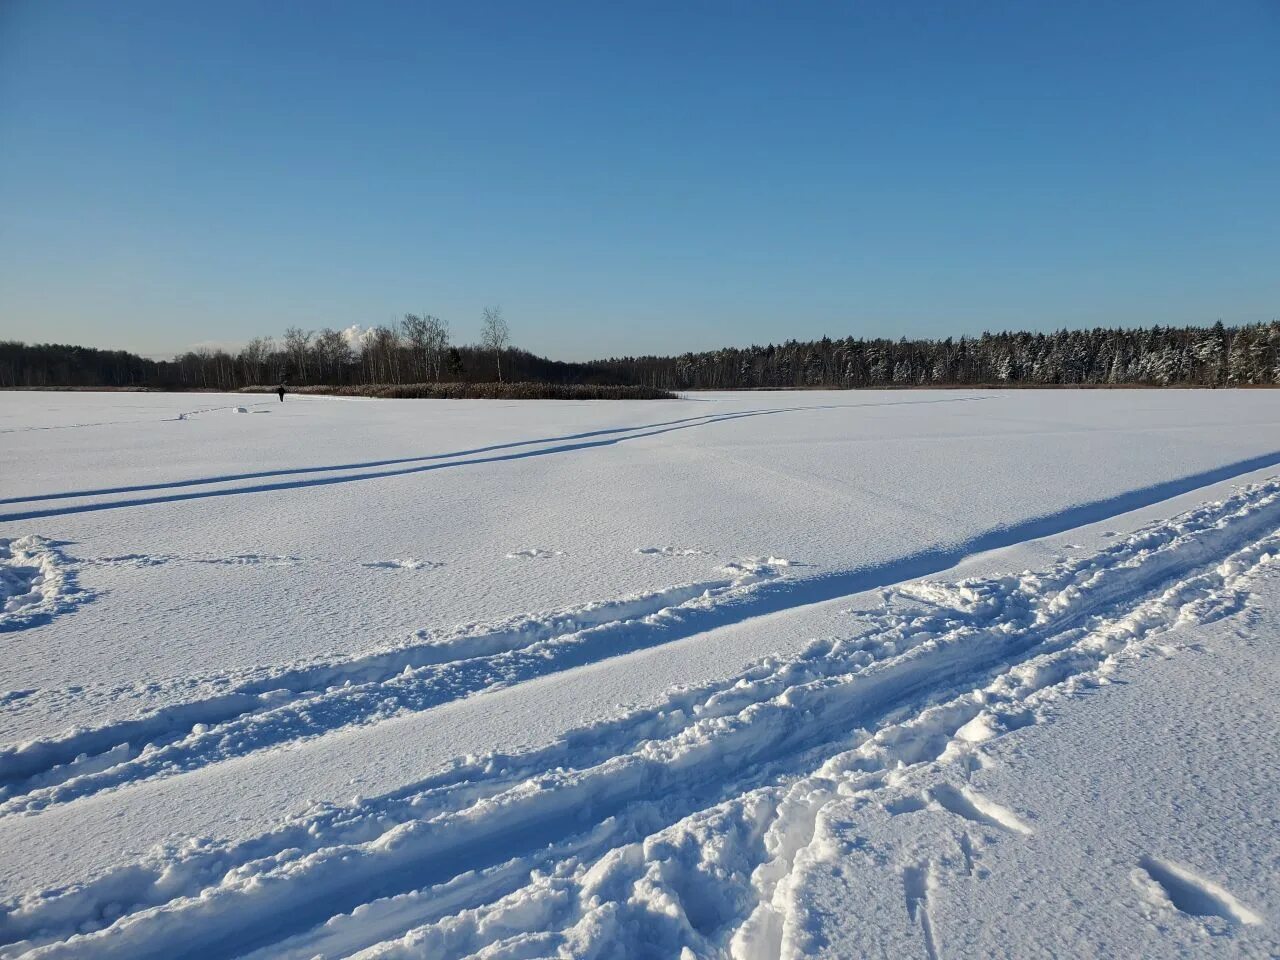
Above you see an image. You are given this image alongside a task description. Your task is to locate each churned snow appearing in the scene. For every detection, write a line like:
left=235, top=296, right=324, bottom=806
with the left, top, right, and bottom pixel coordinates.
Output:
left=1, top=388, right=1278, bottom=958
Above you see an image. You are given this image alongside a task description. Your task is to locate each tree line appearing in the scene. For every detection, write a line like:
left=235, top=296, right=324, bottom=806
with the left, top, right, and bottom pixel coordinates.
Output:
left=2, top=308, right=556, bottom=390
left=1, top=319, right=1277, bottom=390
left=597, top=321, right=1280, bottom=390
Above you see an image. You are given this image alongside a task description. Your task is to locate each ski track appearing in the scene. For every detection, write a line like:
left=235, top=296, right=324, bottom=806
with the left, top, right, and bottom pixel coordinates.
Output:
left=0, top=409, right=757, bottom=501
left=0, top=559, right=789, bottom=811
left=1, top=479, right=1277, bottom=959
left=0, top=408, right=788, bottom=520
left=0, top=399, right=281, bottom=436
left=4, top=401, right=982, bottom=521
left=6, top=450, right=1280, bottom=814
left=0, top=396, right=993, bottom=498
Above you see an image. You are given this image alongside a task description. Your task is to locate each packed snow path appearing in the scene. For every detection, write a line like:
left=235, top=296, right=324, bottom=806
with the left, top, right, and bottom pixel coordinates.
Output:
left=2, top=390, right=1279, bottom=958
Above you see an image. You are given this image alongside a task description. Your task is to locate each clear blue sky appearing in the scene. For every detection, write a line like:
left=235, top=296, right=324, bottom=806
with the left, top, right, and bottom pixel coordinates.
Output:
left=1, top=1, right=1277, bottom=360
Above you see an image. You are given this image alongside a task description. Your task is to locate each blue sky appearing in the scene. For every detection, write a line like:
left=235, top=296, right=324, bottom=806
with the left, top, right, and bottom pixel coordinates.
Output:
left=1, top=1, right=1277, bottom=360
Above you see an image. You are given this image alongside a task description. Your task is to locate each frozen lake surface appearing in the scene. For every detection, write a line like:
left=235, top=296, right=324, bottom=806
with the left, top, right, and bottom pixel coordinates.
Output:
left=1, top=389, right=1278, bottom=958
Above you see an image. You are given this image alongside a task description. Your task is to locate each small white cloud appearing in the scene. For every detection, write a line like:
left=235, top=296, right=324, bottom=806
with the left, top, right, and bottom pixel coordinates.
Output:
left=341, top=324, right=376, bottom=351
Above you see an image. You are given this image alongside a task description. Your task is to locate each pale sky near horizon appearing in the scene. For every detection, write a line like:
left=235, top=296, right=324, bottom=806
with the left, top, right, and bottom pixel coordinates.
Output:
left=1, top=1, right=1277, bottom=361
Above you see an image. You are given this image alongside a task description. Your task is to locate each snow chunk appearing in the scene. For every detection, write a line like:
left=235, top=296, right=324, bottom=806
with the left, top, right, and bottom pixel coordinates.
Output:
left=1, top=535, right=90, bottom=631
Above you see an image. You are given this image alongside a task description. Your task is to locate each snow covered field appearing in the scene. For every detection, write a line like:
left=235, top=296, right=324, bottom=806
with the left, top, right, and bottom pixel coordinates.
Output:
left=2, top=388, right=1278, bottom=958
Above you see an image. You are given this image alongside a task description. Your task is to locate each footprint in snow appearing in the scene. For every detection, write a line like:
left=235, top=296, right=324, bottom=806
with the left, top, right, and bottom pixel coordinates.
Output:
left=635, top=546, right=708, bottom=557
left=506, top=548, right=566, bottom=560
left=1133, top=856, right=1262, bottom=927
left=362, top=558, right=444, bottom=571
left=927, top=783, right=1034, bottom=836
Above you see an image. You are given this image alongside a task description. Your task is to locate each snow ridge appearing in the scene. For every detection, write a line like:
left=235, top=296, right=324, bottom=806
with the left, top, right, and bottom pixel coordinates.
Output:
left=1, top=480, right=1277, bottom=959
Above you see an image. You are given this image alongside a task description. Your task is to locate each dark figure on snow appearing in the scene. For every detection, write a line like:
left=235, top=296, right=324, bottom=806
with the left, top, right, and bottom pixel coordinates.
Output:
left=277, top=384, right=286, bottom=402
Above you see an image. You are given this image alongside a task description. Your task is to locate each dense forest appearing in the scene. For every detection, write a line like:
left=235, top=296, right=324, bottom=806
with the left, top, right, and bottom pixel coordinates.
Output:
left=2, top=319, right=1277, bottom=391
left=607, top=321, right=1280, bottom=390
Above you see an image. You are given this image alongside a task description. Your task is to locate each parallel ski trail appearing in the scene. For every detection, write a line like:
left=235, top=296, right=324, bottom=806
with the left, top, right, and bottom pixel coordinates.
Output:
left=0, top=407, right=806, bottom=522
left=0, top=409, right=768, bottom=503
left=7, top=456, right=1280, bottom=816
left=0, top=561, right=789, bottom=812
left=3, top=480, right=1277, bottom=960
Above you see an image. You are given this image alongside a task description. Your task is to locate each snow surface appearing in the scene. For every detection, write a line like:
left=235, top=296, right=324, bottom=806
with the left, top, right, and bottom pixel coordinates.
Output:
left=1, top=388, right=1279, bottom=958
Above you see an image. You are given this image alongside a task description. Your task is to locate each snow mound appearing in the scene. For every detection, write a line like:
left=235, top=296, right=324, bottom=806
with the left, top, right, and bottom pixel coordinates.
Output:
left=717, top=555, right=791, bottom=577
left=506, top=548, right=566, bottom=560
left=0, top=536, right=89, bottom=632
left=362, top=559, right=444, bottom=571
left=636, top=546, right=709, bottom=557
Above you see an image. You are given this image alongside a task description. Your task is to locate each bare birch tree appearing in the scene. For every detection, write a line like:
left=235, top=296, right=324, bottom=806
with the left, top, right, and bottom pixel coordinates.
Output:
left=480, top=306, right=509, bottom=382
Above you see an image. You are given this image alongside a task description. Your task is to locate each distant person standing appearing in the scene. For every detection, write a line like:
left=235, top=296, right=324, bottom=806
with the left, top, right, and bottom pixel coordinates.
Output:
left=277, top=384, right=286, bottom=402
